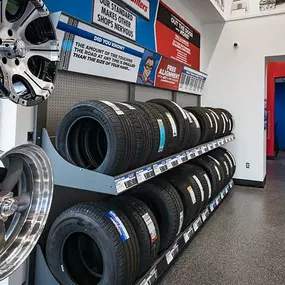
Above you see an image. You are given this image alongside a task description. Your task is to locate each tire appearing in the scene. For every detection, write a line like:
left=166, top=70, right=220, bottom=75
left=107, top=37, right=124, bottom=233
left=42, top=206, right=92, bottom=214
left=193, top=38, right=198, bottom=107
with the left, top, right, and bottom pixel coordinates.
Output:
left=186, top=111, right=201, bottom=147
left=131, top=102, right=167, bottom=162
left=218, top=108, right=234, bottom=135
left=208, top=150, right=231, bottom=187
left=190, top=156, right=222, bottom=198
left=184, top=107, right=215, bottom=143
left=163, top=167, right=199, bottom=230
left=115, top=103, right=149, bottom=168
left=206, top=154, right=226, bottom=193
left=147, top=102, right=179, bottom=155
left=46, top=203, right=139, bottom=285
left=56, top=100, right=132, bottom=175
left=175, top=165, right=207, bottom=215
left=131, top=177, right=184, bottom=252
left=207, top=108, right=225, bottom=139
left=112, top=196, right=160, bottom=276
left=148, top=99, right=189, bottom=152
left=216, top=148, right=236, bottom=179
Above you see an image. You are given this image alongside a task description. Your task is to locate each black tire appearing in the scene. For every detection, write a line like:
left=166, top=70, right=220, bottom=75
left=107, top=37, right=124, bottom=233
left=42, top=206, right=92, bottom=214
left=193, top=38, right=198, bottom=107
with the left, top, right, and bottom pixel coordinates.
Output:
left=112, top=196, right=160, bottom=276
left=148, top=99, right=189, bottom=152
left=209, top=150, right=231, bottom=187
left=190, top=155, right=222, bottom=198
left=186, top=111, right=201, bottom=147
left=131, top=102, right=167, bottom=162
left=163, top=167, right=199, bottom=230
left=207, top=108, right=225, bottom=139
left=147, top=102, right=179, bottom=155
left=56, top=100, right=132, bottom=175
left=131, top=177, right=184, bottom=252
left=216, top=148, right=236, bottom=179
left=115, top=103, right=149, bottom=168
left=218, top=108, right=234, bottom=135
left=46, top=203, right=139, bottom=285
left=175, top=165, right=207, bottom=215
left=206, top=154, right=226, bottom=193
left=184, top=107, right=215, bottom=143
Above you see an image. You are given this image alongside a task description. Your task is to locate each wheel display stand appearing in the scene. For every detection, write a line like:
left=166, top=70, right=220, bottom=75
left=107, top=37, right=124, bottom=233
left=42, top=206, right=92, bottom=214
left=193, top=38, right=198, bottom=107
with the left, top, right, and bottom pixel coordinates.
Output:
left=34, top=180, right=234, bottom=285
left=41, top=128, right=235, bottom=195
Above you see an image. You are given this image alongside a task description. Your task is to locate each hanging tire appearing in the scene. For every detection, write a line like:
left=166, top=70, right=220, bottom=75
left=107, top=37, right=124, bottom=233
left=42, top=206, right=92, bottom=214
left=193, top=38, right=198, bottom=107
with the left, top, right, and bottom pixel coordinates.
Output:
left=131, top=178, right=184, bottom=252
left=111, top=196, right=160, bottom=276
left=148, top=99, right=189, bottom=152
left=46, top=203, right=139, bottom=285
left=56, top=100, right=133, bottom=175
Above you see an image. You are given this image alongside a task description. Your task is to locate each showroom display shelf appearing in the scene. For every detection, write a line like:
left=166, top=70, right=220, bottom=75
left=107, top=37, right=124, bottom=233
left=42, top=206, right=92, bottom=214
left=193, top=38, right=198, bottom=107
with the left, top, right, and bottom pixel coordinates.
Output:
left=41, top=128, right=235, bottom=195
left=33, top=180, right=234, bottom=285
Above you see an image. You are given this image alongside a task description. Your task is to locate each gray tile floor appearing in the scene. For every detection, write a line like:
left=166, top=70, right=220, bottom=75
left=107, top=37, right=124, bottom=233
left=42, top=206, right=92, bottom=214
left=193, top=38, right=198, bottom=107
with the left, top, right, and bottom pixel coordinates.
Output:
left=158, top=153, right=285, bottom=285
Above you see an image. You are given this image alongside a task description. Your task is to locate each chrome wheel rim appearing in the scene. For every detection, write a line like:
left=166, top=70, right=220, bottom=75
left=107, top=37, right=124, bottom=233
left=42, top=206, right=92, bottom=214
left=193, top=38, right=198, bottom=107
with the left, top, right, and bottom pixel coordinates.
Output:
left=0, top=144, right=53, bottom=280
left=0, top=0, right=59, bottom=106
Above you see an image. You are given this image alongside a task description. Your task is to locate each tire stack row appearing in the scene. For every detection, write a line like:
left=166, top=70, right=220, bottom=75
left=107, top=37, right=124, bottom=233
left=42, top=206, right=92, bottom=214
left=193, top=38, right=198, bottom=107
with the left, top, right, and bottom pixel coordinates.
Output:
left=56, top=100, right=234, bottom=175
left=46, top=148, right=236, bottom=285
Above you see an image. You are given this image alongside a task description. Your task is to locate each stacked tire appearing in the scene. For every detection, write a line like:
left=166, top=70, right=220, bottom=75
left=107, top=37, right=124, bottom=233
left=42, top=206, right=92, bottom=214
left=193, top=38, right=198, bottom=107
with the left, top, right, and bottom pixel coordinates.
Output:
left=55, top=100, right=234, bottom=175
left=46, top=148, right=235, bottom=285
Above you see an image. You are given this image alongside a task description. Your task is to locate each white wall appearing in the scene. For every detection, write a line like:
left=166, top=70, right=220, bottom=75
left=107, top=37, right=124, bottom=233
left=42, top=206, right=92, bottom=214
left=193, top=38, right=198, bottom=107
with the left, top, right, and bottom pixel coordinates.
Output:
left=203, top=13, right=285, bottom=182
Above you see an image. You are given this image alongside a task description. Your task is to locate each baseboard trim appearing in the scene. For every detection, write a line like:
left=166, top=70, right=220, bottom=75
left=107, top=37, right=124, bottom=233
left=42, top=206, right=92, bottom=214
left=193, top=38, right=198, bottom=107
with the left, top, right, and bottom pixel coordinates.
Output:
left=234, top=175, right=267, bottom=188
left=267, top=156, right=275, bottom=160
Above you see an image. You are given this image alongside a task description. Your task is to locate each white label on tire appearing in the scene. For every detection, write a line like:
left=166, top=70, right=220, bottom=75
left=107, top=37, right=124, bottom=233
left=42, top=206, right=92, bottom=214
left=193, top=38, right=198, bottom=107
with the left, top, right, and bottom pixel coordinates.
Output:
left=188, top=111, right=200, bottom=128
left=107, top=211, right=130, bottom=242
left=208, top=155, right=221, bottom=165
left=177, top=211, right=184, bottom=236
left=117, top=102, right=136, bottom=110
left=187, top=186, right=197, bottom=204
left=224, top=153, right=233, bottom=168
left=193, top=175, right=204, bottom=202
left=205, top=113, right=213, bottom=128
left=214, top=165, right=221, bottom=181
left=172, top=101, right=187, bottom=119
left=228, top=118, right=232, bottom=132
left=224, top=161, right=229, bottom=176
left=204, top=174, right=212, bottom=198
left=100, top=101, right=125, bottom=115
left=142, top=213, right=158, bottom=243
left=165, top=112, right=178, bottom=137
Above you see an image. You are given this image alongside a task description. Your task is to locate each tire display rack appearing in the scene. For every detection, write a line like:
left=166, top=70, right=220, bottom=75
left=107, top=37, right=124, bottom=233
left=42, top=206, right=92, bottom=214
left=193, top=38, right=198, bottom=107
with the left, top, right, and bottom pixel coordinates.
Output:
left=33, top=180, right=234, bottom=285
left=41, top=128, right=235, bottom=195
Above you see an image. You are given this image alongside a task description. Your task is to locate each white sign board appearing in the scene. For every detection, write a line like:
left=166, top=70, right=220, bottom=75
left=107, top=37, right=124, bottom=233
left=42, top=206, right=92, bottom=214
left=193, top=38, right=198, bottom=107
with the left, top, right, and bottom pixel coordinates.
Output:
left=93, top=0, right=137, bottom=41
left=121, top=0, right=150, bottom=20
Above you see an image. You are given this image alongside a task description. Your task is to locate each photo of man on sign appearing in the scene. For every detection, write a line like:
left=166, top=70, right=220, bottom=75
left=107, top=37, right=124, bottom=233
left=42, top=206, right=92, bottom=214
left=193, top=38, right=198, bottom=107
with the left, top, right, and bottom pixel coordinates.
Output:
left=137, top=55, right=155, bottom=86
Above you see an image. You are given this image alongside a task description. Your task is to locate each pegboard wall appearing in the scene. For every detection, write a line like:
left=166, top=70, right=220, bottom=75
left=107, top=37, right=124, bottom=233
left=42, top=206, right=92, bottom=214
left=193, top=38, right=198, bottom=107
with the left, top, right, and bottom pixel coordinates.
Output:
left=44, top=70, right=200, bottom=136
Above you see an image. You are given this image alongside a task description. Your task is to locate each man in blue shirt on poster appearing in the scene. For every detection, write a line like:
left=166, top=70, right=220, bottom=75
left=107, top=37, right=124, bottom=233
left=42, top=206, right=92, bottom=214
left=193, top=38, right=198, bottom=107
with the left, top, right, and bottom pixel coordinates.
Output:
left=137, top=56, right=155, bottom=86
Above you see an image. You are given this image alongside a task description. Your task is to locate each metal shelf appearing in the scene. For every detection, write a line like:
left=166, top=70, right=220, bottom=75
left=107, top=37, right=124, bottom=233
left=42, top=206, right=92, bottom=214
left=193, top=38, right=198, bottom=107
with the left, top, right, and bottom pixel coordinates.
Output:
left=135, top=180, right=234, bottom=285
left=33, top=180, right=234, bottom=285
left=41, top=128, right=235, bottom=195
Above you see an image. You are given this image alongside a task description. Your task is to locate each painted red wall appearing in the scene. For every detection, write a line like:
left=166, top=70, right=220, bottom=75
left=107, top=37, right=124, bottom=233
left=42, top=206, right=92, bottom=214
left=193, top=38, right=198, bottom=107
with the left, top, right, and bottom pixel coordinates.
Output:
left=267, top=62, right=285, bottom=157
